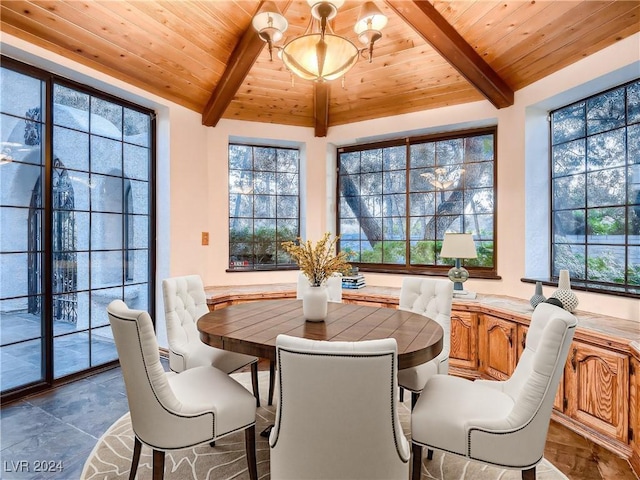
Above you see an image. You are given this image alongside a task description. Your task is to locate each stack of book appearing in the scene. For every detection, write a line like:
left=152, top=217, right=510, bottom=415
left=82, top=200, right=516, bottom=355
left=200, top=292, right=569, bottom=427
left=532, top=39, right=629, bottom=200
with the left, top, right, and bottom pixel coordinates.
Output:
left=342, top=274, right=366, bottom=289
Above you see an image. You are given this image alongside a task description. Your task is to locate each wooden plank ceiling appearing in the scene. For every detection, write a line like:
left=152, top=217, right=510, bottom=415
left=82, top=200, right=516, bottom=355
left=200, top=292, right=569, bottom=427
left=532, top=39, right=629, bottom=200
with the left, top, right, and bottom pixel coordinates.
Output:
left=1, top=1, right=639, bottom=136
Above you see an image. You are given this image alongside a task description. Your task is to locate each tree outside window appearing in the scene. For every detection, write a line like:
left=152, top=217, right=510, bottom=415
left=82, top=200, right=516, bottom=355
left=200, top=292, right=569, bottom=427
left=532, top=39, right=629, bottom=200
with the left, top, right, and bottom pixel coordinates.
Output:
left=550, top=79, right=640, bottom=294
left=228, top=144, right=299, bottom=271
left=337, top=128, right=496, bottom=276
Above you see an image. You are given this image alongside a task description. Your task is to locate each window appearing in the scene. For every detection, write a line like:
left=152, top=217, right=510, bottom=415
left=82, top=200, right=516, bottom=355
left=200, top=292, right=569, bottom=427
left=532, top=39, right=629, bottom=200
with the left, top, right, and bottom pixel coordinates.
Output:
left=550, top=79, right=640, bottom=295
left=0, top=57, right=155, bottom=399
left=337, top=128, right=496, bottom=276
left=228, top=144, right=299, bottom=271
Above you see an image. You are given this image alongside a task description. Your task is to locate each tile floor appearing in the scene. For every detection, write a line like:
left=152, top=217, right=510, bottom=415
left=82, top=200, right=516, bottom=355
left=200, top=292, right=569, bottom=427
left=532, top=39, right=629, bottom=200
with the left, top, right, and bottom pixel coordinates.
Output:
left=0, top=362, right=164, bottom=479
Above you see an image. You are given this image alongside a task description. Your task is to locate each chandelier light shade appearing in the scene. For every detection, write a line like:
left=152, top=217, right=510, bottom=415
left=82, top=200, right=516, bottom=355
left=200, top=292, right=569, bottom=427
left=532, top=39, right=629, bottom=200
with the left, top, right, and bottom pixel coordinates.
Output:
left=252, top=0, right=387, bottom=82
left=354, top=1, right=388, bottom=60
left=281, top=34, right=359, bottom=81
left=252, top=2, right=289, bottom=60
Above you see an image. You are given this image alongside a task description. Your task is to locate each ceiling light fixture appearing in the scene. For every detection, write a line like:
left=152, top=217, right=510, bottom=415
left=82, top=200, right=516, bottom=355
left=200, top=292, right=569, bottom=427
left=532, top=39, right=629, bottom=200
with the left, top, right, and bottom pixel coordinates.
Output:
left=252, top=0, right=387, bottom=82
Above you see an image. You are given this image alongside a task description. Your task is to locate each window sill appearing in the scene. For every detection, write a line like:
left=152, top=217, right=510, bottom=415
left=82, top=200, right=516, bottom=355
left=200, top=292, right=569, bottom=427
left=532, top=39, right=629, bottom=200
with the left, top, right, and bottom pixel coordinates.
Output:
left=355, top=265, right=501, bottom=280
left=521, top=277, right=640, bottom=299
left=226, top=266, right=299, bottom=273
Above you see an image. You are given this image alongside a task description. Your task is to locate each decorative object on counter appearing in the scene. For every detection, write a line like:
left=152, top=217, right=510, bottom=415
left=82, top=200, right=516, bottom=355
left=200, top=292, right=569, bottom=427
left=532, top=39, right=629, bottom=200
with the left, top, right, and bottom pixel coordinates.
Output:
left=282, top=232, right=351, bottom=321
left=440, top=232, right=478, bottom=299
left=550, top=269, right=579, bottom=313
left=342, top=273, right=366, bottom=289
left=529, top=281, right=547, bottom=309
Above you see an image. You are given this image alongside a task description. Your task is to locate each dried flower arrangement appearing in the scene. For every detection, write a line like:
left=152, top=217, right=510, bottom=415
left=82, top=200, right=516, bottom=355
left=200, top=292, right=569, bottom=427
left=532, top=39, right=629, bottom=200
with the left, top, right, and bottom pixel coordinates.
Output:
left=281, top=233, right=352, bottom=287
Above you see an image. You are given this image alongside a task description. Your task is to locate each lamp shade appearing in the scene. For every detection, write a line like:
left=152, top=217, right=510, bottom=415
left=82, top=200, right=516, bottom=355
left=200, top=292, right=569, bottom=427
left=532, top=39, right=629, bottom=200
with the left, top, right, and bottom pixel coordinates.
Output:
left=440, top=233, right=477, bottom=259
left=252, top=2, right=288, bottom=41
left=354, top=2, right=388, bottom=37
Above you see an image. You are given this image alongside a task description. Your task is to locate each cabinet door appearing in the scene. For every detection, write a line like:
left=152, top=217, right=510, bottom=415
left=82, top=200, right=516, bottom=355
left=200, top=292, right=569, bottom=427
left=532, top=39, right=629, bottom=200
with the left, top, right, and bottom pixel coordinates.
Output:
left=565, top=341, right=629, bottom=442
left=517, top=325, right=564, bottom=411
left=479, top=315, right=517, bottom=380
left=449, top=311, right=478, bottom=370
left=629, top=354, right=640, bottom=475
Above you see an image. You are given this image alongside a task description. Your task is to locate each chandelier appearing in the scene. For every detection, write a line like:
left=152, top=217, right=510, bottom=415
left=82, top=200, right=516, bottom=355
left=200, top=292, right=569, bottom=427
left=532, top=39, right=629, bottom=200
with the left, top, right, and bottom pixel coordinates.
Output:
left=251, top=1, right=388, bottom=82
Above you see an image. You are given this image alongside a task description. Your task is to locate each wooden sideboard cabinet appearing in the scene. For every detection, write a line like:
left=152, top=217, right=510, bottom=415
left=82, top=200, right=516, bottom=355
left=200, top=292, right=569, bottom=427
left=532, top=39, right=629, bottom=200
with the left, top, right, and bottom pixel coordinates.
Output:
left=453, top=305, right=635, bottom=460
left=564, top=341, right=630, bottom=444
left=449, top=311, right=479, bottom=371
left=517, top=323, right=629, bottom=442
left=478, top=314, right=518, bottom=380
left=630, top=345, right=640, bottom=475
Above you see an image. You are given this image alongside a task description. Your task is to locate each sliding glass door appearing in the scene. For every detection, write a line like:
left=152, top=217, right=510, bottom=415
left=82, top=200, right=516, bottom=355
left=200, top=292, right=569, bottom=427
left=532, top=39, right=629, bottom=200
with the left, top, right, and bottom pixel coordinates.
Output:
left=0, top=65, right=46, bottom=391
left=0, top=59, right=154, bottom=398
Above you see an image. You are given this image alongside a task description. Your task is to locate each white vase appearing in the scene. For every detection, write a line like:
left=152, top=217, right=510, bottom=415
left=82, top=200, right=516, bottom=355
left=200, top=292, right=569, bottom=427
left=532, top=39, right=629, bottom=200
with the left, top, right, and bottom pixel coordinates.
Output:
left=551, top=269, right=579, bottom=313
left=302, top=285, right=328, bottom=322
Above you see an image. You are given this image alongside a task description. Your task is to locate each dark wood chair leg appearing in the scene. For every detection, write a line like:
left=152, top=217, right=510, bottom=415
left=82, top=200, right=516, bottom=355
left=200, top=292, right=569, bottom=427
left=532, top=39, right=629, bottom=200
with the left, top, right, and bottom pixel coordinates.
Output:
left=128, top=437, right=142, bottom=480
left=400, top=388, right=405, bottom=403
left=268, top=360, right=276, bottom=406
left=411, top=391, right=420, bottom=409
left=522, top=466, right=536, bottom=480
left=426, top=449, right=433, bottom=460
left=245, top=425, right=258, bottom=480
left=152, top=449, right=165, bottom=480
left=412, top=442, right=423, bottom=480
left=251, top=362, right=260, bottom=407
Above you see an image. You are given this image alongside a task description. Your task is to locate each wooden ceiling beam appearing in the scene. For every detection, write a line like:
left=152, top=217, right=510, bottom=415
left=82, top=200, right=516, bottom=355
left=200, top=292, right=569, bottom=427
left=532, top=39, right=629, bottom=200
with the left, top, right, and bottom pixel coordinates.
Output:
left=314, top=82, right=330, bottom=137
left=202, top=1, right=291, bottom=127
left=384, top=0, right=514, bottom=109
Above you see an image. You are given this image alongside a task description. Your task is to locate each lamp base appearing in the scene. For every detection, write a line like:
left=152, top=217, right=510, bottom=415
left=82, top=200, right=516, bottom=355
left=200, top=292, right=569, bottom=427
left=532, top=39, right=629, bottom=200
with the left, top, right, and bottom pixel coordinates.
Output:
left=452, top=290, right=477, bottom=300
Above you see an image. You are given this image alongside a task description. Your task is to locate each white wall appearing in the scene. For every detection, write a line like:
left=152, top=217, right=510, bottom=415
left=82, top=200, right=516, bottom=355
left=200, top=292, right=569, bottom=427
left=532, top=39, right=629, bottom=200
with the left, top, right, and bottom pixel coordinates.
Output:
left=2, top=31, right=638, bottom=324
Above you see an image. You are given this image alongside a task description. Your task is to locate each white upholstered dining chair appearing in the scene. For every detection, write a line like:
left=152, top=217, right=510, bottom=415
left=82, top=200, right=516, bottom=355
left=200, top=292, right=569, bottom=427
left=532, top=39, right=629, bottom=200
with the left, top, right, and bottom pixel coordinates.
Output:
left=269, top=334, right=410, bottom=480
left=162, top=275, right=262, bottom=405
left=296, top=272, right=343, bottom=303
left=107, top=300, right=258, bottom=480
left=398, top=277, right=453, bottom=406
left=410, top=302, right=577, bottom=480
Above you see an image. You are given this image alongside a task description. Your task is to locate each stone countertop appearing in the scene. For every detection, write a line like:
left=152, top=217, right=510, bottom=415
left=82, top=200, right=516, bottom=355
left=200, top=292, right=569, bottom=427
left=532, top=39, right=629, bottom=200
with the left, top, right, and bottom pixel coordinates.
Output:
left=205, top=284, right=639, bottom=344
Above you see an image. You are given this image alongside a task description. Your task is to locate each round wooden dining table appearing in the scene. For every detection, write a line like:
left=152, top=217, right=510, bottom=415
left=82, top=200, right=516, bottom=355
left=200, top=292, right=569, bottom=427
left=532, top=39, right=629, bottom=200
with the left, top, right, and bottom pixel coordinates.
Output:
left=197, top=298, right=443, bottom=371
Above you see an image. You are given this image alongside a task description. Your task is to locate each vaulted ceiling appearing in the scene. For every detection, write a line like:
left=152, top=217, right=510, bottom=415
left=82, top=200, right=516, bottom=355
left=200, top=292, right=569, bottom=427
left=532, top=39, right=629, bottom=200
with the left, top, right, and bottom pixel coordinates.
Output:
left=1, top=1, right=638, bottom=136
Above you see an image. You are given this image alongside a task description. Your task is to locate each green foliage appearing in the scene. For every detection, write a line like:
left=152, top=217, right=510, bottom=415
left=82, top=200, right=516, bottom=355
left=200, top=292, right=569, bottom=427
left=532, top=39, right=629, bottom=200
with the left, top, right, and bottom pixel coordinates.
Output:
left=587, top=209, right=624, bottom=235
left=465, top=241, right=494, bottom=268
left=229, top=225, right=298, bottom=266
left=410, top=241, right=436, bottom=264
left=349, top=239, right=495, bottom=268
left=556, top=244, right=640, bottom=286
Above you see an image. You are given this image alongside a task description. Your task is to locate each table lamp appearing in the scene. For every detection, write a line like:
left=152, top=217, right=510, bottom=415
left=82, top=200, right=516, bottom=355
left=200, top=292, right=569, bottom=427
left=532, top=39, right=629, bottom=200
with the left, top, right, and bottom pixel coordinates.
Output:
left=440, top=232, right=478, bottom=299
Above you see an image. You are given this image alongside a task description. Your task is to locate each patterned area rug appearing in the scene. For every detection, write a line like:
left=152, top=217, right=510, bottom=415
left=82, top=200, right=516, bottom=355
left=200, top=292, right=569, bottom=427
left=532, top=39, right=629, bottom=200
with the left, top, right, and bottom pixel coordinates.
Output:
left=81, top=372, right=568, bottom=480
